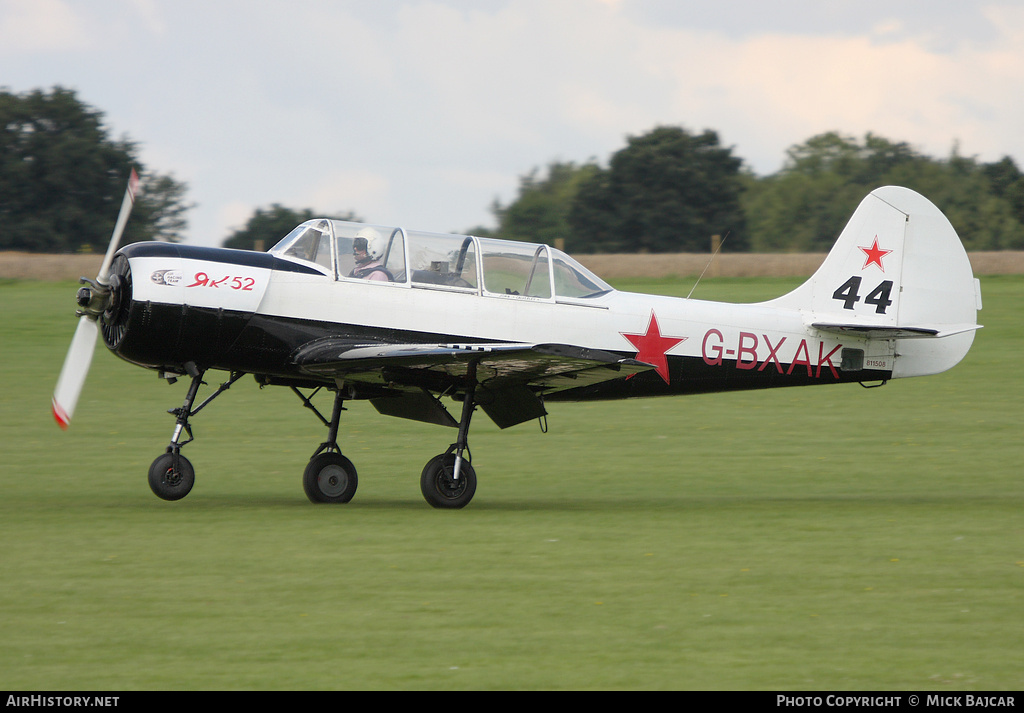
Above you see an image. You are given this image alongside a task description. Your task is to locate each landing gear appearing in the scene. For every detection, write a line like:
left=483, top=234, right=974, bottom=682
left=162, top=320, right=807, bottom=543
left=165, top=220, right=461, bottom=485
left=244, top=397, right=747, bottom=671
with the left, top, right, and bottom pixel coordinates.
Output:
left=148, top=365, right=243, bottom=501
left=420, top=360, right=480, bottom=509
left=142, top=363, right=485, bottom=508
left=296, top=388, right=358, bottom=504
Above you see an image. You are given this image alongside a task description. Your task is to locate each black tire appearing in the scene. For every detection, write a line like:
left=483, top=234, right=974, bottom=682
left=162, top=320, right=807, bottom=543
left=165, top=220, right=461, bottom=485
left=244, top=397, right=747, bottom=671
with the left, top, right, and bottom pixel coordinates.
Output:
left=420, top=454, right=477, bottom=509
left=148, top=452, right=195, bottom=501
left=303, top=453, right=358, bottom=504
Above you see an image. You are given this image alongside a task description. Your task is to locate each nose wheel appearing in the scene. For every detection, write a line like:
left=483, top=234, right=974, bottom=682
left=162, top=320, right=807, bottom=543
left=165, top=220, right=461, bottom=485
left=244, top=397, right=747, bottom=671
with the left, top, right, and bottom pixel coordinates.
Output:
left=148, top=452, right=195, bottom=501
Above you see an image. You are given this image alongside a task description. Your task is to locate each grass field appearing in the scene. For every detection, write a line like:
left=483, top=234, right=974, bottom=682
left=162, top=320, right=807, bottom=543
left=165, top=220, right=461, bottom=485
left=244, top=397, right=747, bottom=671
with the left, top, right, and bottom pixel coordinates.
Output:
left=1, top=275, right=1021, bottom=690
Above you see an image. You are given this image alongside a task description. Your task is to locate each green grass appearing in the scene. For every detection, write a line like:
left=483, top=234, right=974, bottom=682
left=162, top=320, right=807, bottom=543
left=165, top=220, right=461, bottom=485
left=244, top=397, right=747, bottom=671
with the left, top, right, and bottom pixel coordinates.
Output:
left=1, top=276, right=1021, bottom=690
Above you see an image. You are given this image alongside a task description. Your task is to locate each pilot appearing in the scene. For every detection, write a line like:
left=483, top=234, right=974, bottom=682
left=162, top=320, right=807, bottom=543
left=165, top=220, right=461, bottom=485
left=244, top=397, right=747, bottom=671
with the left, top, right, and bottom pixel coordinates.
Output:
left=349, top=227, right=392, bottom=282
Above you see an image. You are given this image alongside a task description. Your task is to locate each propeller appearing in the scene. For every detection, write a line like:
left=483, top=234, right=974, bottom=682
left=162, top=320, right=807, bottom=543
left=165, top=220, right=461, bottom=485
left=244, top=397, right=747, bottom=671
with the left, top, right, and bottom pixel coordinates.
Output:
left=52, top=168, right=139, bottom=429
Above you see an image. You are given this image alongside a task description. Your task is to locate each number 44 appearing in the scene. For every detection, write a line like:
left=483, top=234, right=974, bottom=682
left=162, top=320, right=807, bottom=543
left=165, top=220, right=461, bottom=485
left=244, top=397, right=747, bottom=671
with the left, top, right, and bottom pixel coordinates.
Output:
left=832, top=276, right=894, bottom=314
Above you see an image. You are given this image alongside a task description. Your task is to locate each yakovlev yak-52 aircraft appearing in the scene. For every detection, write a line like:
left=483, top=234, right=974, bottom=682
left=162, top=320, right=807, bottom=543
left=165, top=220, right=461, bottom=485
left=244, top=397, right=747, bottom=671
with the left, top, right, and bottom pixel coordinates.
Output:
left=54, top=172, right=982, bottom=508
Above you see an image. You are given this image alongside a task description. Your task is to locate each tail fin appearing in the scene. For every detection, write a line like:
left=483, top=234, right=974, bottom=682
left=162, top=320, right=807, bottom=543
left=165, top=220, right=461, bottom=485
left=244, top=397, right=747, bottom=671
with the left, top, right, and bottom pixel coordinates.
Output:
left=766, top=186, right=982, bottom=377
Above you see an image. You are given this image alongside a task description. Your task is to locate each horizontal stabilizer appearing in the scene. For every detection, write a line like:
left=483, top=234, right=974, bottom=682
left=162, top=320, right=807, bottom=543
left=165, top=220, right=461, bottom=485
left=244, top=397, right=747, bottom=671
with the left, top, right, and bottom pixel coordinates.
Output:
left=812, top=322, right=982, bottom=339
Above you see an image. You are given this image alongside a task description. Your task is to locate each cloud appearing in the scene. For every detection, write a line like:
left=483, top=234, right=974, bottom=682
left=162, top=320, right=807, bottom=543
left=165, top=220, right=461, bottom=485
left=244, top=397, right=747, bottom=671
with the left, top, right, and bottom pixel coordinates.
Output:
left=217, top=201, right=258, bottom=240
left=0, top=0, right=91, bottom=52
left=208, top=2, right=1024, bottom=239
left=3, top=1, right=1023, bottom=245
left=582, top=4, right=1024, bottom=172
left=301, top=171, right=392, bottom=219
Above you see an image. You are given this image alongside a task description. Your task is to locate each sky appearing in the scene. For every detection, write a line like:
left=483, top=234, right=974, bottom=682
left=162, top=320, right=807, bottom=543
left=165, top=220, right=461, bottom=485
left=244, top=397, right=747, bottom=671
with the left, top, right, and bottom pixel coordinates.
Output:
left=3, top=0, right=1024, bottom=247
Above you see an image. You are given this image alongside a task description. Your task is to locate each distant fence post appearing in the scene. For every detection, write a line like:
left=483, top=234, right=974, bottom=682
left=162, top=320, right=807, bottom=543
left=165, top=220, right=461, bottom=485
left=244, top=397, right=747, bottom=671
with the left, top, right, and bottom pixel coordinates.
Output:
left=710, top=235, right=721, bottom=277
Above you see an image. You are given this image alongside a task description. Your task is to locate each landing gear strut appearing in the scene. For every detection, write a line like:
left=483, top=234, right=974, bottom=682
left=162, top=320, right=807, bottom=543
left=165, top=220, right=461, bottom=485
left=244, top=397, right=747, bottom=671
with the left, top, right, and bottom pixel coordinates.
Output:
left=147, top=365, right=244, bottom=501
left=420, top=360, right=479, bottom=509
left=296, top=388, right=358, bottom=504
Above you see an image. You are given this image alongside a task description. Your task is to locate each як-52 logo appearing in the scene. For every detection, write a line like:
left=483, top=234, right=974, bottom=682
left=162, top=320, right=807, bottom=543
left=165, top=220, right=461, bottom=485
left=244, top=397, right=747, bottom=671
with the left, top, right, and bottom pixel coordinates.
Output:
left=185, top=272, right=256, bottom=291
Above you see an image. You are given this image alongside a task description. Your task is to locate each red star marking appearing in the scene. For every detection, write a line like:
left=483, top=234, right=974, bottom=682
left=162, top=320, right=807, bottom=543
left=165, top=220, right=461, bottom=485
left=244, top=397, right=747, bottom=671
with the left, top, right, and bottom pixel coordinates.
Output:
left=859, top=236, right=893, bottom=272
left=621, top=312, right=687, bottom=384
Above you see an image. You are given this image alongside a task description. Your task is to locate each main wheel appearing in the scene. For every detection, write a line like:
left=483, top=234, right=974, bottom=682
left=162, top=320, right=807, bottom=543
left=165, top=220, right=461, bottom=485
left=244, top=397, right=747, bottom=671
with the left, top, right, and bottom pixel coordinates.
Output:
left=303, top=453, right=358, bottom=504
left=420, top=454, right=477, bottom=509
left=148, top=452, right=195, bottom=501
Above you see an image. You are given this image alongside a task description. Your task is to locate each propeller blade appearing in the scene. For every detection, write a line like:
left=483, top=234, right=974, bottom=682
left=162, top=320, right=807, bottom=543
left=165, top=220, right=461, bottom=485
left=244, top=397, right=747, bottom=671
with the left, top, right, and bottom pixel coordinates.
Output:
left=53, top=168, right=138, bottom=429
left=53, top=313, right=99, bottom=430
left=97, top=167, right=139, bottom=285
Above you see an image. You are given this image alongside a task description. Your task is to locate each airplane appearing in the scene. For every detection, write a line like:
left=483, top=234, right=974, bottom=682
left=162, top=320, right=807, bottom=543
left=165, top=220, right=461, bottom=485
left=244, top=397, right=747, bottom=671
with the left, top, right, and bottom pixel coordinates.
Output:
left=53, top=173, right=983, bottom=508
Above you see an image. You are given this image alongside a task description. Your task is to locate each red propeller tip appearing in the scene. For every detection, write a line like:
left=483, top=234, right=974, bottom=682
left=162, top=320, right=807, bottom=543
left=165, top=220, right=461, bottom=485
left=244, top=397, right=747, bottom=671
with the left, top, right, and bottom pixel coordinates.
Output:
left=52, top=398, right=70, bottom=430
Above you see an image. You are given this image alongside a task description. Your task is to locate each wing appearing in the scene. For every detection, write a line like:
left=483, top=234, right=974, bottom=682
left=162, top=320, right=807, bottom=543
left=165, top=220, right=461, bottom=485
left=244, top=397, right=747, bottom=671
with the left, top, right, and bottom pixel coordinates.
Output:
left=291, top=340, right=652, bottom=428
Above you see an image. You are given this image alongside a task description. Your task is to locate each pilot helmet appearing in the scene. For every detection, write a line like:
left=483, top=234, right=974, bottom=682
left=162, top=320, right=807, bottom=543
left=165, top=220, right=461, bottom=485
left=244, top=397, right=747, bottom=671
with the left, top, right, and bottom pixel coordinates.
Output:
left=353, top=227, right=385, bottom=262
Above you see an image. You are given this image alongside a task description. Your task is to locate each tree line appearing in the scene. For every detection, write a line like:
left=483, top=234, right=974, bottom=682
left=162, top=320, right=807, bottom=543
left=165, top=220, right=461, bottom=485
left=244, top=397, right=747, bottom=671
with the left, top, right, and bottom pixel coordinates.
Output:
left=485, top=128, right=1024, bottom=253
left=0, top=87, right=190, bottom=252
left=5, top=87, right=1024, bottom=254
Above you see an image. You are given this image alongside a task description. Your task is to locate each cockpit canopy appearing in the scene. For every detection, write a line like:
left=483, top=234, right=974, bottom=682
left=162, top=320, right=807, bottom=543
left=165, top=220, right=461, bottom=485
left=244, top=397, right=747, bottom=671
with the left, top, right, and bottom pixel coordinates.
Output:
left=269, top=219, right=613, bottom=299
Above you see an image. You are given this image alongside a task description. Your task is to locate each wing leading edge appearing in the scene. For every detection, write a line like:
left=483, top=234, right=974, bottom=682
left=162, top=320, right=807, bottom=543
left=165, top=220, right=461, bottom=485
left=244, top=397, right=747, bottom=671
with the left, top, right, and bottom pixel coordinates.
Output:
left=292, top=340, right=652, bottom=428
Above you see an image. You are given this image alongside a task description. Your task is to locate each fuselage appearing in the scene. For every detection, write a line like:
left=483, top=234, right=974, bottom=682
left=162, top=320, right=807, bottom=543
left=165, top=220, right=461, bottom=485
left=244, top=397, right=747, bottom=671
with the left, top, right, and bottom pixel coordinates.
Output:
left=106, top=226, right=891, bottom=403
